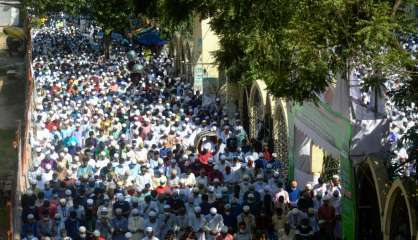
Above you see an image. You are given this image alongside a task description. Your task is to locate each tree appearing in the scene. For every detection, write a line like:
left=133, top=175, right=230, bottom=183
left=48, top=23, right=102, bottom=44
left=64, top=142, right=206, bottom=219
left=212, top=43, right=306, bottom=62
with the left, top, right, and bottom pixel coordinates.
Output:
left=85, top=0, right=134, bottom=59
left=157, top=0, right=417, bottom=103
left=25, top=0, right=86, bottom=16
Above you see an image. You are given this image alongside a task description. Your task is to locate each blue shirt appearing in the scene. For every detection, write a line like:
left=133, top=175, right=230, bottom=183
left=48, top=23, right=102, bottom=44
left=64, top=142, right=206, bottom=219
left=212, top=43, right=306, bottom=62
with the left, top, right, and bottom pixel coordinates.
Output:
left=288, top=188, right=301, bottom=203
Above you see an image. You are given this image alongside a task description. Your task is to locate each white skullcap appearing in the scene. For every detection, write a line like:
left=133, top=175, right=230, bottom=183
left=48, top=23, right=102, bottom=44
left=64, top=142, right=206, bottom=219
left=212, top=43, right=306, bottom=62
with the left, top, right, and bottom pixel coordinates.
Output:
left=79, top=226, right=87, bottom=233
left=93, top=230, right=100, bottom=237
left=194, top=206, right=201, bottom=213
left=125, top=232, right=132, bottom=238
left=87, top=199, right=94, bottom=205
left=243, top=205, right=250, bottom=212
left=117, top=194, right=124, bottom=201
left=145, top=226, right=153, bottom=232
left=148, top=211, right=157, bottom=217
left=210, top=207, right=217, bottom=214
left=132, top=208, right=139, bottom=215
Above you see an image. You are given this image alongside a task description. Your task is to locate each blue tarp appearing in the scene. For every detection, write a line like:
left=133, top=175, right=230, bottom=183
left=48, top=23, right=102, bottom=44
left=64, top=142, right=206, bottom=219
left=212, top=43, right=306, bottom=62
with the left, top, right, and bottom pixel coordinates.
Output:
left=134, top=30, right=167, bottom=46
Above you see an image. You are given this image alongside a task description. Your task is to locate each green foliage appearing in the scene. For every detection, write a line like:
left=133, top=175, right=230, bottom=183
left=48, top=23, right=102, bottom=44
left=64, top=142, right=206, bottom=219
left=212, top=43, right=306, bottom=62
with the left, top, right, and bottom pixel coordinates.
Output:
left=85, top=0, right=133, bottom=34
left=159, top=0, right=417, bottom=102
left=24, top=0, right=86, bottom=16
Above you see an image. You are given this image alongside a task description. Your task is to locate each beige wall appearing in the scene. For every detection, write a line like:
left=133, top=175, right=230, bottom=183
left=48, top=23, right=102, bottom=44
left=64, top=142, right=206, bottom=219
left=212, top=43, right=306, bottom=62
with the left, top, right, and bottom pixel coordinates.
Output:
left=192, top=16, right=220, bottom=79
left=200, top=18, right=219, bottom=78
left=311, top=144, right=324, bottom=177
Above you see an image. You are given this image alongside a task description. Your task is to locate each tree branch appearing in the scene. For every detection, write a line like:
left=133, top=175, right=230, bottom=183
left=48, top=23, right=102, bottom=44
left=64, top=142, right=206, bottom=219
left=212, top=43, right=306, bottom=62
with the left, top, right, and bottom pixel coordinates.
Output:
left=391, top=0, right=402, bottom=18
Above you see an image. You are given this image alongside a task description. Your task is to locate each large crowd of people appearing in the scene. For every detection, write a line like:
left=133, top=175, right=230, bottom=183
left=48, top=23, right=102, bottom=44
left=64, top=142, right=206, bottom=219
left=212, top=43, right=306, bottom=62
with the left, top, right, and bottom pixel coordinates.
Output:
left=21, top=16, right=343, bottom=240
left=354, top=36, right=417, bottom=177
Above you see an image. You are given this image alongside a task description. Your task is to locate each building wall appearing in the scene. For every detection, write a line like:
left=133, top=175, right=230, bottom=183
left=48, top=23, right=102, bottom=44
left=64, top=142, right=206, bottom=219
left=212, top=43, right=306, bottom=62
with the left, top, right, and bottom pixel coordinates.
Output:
left=200, top=18, right=219, bottom=79
left=191, top=16, right=220, bottom=95
left=0, top=5, right=20, bottom=26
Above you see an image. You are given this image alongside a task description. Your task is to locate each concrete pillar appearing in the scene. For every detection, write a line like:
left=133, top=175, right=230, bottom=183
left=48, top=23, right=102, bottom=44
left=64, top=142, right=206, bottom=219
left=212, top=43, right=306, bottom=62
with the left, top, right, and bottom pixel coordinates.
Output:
left=311, top=144, right=324, bottom=183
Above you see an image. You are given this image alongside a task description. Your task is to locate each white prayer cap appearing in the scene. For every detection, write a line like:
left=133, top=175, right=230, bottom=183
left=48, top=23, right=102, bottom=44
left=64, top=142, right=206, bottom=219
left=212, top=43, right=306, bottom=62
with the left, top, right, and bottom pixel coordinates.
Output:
left=125, top=232, right=132, bottom=238
left=149, top=211, right=157, bottom=217
left=132, top=208, right=139, bottom=215
left=243, top=205, right=250, bottom=212
left=145, top=226, right=153, bottom=232
left=79, top=226, right=87, bottom=233
left=194, top=206, right=201, bottom=213
left=210, top=207, right=217, bottom=214
left=94, top=230, right=100, bottom=237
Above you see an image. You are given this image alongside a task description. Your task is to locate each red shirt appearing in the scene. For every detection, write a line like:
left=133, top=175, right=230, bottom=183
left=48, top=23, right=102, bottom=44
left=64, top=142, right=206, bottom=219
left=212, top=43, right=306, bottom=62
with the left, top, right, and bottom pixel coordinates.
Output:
left=156, top=185, right=171, bottom=196
left=198, top=152, right=213, bottom=165
left=216, top=234, right=234, bottom=240
left=263, top=150, right=272, bottom=161
left=45, top=121, right=57, bottom=132
left=318, top=204, right=336, bottom=233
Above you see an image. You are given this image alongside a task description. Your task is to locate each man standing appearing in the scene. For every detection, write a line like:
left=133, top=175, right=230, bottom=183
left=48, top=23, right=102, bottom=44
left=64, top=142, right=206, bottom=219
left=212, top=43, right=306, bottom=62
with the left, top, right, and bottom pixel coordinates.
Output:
left=287, top=180, right=300, bottom=208
left=318, top=196, right=336, bottom=240
left=205, top=208, right=224, bottom=240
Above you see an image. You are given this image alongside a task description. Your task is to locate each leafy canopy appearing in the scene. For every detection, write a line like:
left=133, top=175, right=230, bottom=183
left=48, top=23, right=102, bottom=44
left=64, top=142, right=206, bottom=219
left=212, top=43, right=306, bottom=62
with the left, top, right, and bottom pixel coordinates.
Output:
left=160, top=0, right=417, bottom=102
